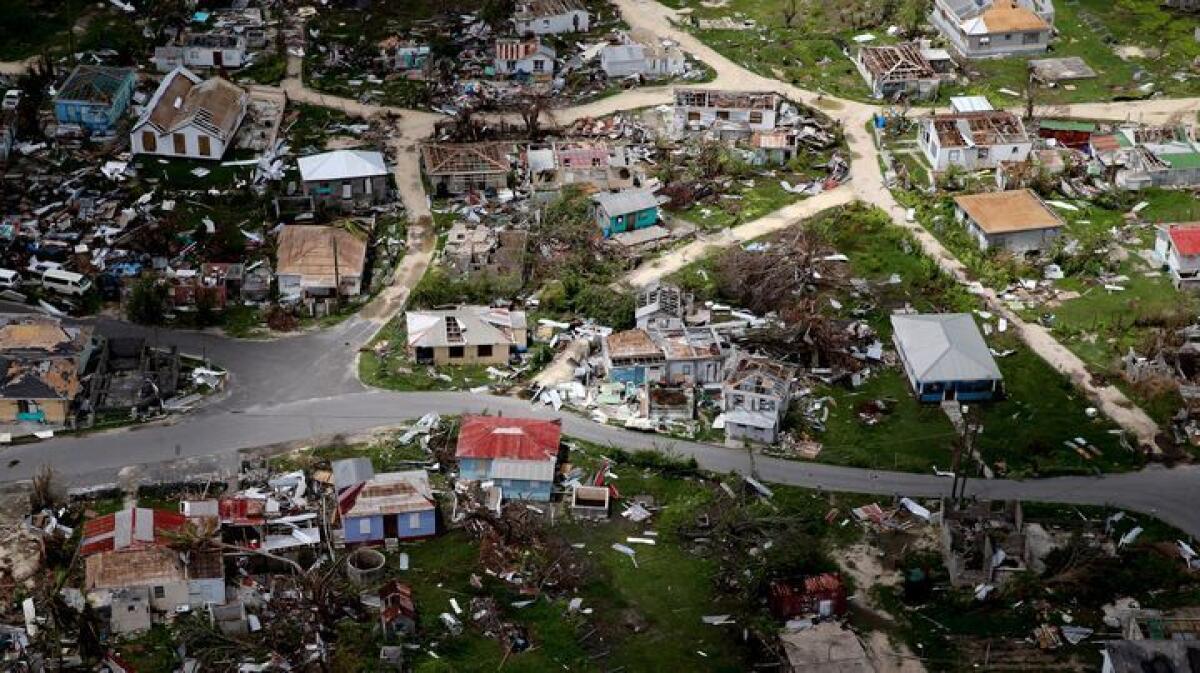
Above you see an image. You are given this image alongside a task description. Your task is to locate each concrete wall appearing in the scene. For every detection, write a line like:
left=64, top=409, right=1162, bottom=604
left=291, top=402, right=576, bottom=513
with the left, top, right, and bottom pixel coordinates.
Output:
left=302, top=175, right=390, bottom=211
left=725, top=421, right=775, bottom=446
left=0, top=399, right=70, bottom=424
left=674, top=107, right=777, bottom=134
left=919, top=124, right=1033, bottom=172
left=430, top=173, right=508, bottom=196
left=414, top=343, right=512, bottom=366
left=514, top=10, right=589, bottom=35
left=968, top=221, right=1061, bottom=254
left=132, top=121, right=238, bottom=161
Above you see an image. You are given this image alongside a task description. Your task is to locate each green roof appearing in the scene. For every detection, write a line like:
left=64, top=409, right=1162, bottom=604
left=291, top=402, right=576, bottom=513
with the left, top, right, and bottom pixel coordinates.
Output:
left=1039, top=119, right=1097, bottom=133
left=1160, top=152, right=1200, bottom=170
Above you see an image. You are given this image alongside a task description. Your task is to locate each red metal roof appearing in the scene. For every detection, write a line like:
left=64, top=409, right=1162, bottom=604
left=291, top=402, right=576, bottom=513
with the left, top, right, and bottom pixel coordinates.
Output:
left=455, top=415, right=562, bottom=461
left=219, top=497, right=267, bottom=525
left=1169, top=224, right=1200, bottom=256
left=80, top=507, right=190, bottom=556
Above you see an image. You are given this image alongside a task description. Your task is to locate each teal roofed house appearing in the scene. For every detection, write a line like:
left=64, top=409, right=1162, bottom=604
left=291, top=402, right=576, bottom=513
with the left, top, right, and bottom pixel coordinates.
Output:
left=54, top=65, right=136, bottom=134
left=593, top=190, right=661, bottom=238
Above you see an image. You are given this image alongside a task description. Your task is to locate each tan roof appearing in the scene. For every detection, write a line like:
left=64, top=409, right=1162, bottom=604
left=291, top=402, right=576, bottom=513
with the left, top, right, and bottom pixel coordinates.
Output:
left=605, top=329, right=662, bottom=359
left=953, top=189, right=1063, bottom=234
left=981, top=5, right=1048, bottom=32
left=0, top=321, right=73, bottom=351
left=85, top=547, right=184, bottom=590
left=140, top=68, right=247, bottom=142
left=276, top=225, right=368, bottom=286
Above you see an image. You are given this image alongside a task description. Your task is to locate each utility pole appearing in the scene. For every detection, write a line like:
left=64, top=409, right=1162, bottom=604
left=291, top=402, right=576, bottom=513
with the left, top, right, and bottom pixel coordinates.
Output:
left=331, top=229, right=341, bottom=313
left=950, top=406, right=979, bottom=505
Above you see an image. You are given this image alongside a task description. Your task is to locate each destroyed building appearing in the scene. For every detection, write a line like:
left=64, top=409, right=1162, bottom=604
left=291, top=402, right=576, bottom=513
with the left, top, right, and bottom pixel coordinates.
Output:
left=673, top=89, right=781, bottom=137
left=918, top=108, right=1033, bottom=172
left=526, top=142, right=636, bottom=196
left=511, top=0, right=590, bottom=35
left=404, top=306, right=527, bottom=366
left=53, top=65, right=137, bottom=135
left=940, top=499, right=1028, bottom=588
left=333, top=458, right=437, bottom=544
left=81, top=507, right=225, bottom=629
left=131, top=67, right=249, bottom=160
left=953, top=188, right=1064, bottom=255
left=930, top=0, right=1054, bottom=59
left=600, top=31, right=686, bottom=80
left=854, top=43, right=941, bottom=101
left=723, top=354, right=796, bottom=447
left=83, top=336, right=182, bottom=416
left=0, top=315, right=92, bottom=426
left=298, top=149, right=391, bottom=212
left=378, top=37, right=430, bottom=71
left=891, top=313, right=1003, bottom=403
left=275, top=224, right=369, bottom=301
left=421, top=143, right=511, bottom=196
left=635, top=283, right=695, bottom=331
left=455, top=415, right=562, bottom=502
left=154, top=33, right=250, bottom=72
left=443, top=222, right=528, bottom=284
left=1113, top=127, right=1200, bottom=190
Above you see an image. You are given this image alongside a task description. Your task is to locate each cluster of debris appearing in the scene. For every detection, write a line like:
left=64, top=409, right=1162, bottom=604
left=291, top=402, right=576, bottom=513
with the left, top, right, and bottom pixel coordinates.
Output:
left=304, top=0, right=707, bottom=113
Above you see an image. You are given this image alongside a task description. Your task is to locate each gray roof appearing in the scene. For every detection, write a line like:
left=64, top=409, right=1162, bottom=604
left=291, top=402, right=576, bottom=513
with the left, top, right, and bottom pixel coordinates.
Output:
left=593, top=189, right=659, bottom=217
left=603, top=44, right=644, bottom=63
left=298, top=150, right=388, bottom=182
left=406, top=306, right=526, bottom=349
left=332, top=457, right=375, bottom=492
left=891, top=313, right=1001, bottom=383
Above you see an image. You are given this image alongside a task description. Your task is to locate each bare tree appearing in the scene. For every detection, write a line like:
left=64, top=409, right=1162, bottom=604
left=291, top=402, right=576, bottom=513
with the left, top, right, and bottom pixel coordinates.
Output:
left=782, top=0, right=800, bottom=29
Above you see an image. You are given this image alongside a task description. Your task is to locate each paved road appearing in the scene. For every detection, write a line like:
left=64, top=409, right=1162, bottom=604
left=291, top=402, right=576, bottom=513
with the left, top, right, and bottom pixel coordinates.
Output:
left=5, top=1, right=1197, bottom=538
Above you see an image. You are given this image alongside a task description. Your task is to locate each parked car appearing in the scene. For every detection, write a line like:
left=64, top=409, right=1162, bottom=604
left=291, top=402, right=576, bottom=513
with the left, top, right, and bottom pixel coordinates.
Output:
left=0, top=269, right=21, bottom=290
left=1, top=90, right=20, bottom=111
left=40, top=269, right=91, bottom=296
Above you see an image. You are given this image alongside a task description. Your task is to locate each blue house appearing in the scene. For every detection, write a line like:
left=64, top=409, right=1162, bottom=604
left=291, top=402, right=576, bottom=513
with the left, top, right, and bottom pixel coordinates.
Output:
left=456, top=415, right=561, bottom=502
left=53, top=65, right=137, bottom=134
left=333, top=458, right=437, bottom=544
left=891, top=313, right=1003, bottom=403
left=593, top=190, right=661, bottom=238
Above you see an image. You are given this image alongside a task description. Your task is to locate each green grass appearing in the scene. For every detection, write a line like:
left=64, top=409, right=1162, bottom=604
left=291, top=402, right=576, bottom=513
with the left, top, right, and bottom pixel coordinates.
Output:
left=239, top=52, right=287, bottom=86
left=133, top=154, right=256, bottom=190
left=222, top=304, right=267, bottom=339
left=286, top=104, right=356, bottom=152
left=669, top=0, right=1200, bottom=104
left=678, top=172, right=812, bottom=230
left=359, top=319, right=495, bottom=391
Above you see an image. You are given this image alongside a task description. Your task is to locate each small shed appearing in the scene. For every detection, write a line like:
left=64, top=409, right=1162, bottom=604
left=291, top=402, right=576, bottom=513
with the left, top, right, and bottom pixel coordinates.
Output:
left=571, top=485, right=611, bottom=519
left=891, top=313, right=1003, bottom=403
left=592, top=190, right=661, bottom=237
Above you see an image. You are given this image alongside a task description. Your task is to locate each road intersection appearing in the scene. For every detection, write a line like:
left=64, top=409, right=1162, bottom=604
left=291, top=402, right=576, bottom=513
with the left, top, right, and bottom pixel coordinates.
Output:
left=6, top=0, right=1199, bottom=536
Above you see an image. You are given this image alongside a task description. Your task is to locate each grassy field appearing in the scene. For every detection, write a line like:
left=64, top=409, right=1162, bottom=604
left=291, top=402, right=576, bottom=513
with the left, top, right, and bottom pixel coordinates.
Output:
left=671, top=205, right=1134, bottom=475
left=664, top=0, right=1200, bottom=104
left=353, top=446, right=868, bottom=672
left=678, top=174, right=811, bottom=230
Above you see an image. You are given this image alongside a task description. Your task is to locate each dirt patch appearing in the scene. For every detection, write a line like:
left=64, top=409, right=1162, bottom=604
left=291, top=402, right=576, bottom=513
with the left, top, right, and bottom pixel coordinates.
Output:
left=865, top=630, right=927, bottom=673
left=325, top=135, right=369, bottom=150
left=1113, top=45, right=1160, bottom=60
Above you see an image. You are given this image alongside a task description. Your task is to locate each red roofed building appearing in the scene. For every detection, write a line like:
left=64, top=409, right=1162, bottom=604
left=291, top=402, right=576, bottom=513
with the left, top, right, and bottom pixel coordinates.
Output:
left=768, top=573, right=848, bottom=620
left=80, top=507, right=190, bottom=556
left=455, top=416, right=561, bottom=502
left=1155, top=222, right=1200, bottom=290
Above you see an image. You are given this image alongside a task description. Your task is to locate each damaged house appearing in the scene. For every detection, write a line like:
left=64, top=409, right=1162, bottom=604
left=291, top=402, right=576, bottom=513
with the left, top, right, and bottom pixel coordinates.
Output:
left=953, top=189, right=1064, bottom=254
left=443, top=222, right=528, bottom=284
left=511, top=0, right=590, bottom=35
left=1153, top=222, right=1200, bottom=291
left=131, top=67, right=248, bottom=160
left=81, top=507, right=225, bottom=631
left=53, top=65, right=137, bottom=135
left=855, top=42, right=942, bottom=101
left=600, top=31, right=686, bottom=80
left=635, top=282, right=695, bottom=331
left=892, top=313, right=1003, bottom=403
left=0, top=316, right=92, bottom=425
left=333, top=458, right=437, bottom=544
left=526, top=142, right=636, bottom=196
left=673, top=89, right=781, bottom=137
left=494, top=36, right=556, bottom=80
left=930, top=0, right=1054, bottom=59
left=455, top=415, right=562, bottom=502
left=918, top=108, right=1033, bottom=172
left=603, top=328, right=666, bottom=384
left=722, top=354, right=796, bottom=448
left=404, top=305, right=527, bottom=366
left=153, top=33, right=249, bottom=72
left=378, top=37, right=430, bottom=71
left=1111, top=127, right=1200, bottom=190
left=940, top=499, right=1028, bottom=588
left=298, top=149, right=391, bottom=212
left=275, top=224, right=369, bottom=300
left=421, top=143, right=511, bottom=196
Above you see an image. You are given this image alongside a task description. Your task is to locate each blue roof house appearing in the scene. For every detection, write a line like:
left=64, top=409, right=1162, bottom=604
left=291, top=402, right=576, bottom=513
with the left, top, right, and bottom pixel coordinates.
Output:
left=334, top=458, right=437, bottom=545
left=53, top=65, right=137, bottom=134
left=593, top=190, right=661, bottom=238
left=891, top=313, right=1003, bottom=403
